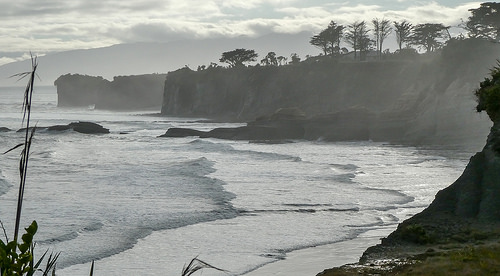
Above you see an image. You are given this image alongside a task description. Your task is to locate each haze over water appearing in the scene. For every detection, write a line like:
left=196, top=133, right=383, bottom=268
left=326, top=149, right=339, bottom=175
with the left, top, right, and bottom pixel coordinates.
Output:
left=0, top=86, right=470, bottom=275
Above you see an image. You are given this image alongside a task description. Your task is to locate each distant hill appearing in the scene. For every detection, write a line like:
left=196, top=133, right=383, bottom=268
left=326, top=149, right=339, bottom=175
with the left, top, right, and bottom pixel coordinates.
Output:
left=0, top=32, right=315, bottom=87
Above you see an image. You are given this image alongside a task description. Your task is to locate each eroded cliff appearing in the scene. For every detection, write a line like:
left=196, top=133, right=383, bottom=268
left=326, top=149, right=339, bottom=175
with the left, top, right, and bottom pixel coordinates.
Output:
left=55, top=73, right=167, bottom=110
left=162, top=39, right=499, bottom=150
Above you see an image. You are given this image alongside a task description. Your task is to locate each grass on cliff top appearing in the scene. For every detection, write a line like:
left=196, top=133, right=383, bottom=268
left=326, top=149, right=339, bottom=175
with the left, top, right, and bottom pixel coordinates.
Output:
left=319, top=242, right=500, bottom=275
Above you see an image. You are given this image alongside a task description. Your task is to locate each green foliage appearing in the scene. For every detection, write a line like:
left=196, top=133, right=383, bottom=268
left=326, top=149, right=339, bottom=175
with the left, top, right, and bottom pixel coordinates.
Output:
left=400, top=223, right=434, bottom=244
left=1, top=57, right=61, bottom=276
left=0, top=220, right=57, bottom=276
left=475, top=61, right=500, bottom=121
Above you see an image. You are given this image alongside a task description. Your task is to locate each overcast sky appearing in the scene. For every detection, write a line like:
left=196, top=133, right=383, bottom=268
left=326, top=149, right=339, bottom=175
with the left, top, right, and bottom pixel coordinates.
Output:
left=0, top=0, right=482, bottom=66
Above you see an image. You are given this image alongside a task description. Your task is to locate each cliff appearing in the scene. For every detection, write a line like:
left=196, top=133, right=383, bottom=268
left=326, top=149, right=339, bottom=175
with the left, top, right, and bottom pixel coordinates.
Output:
left=161, top=39, right=500, bottom=150
left=54, top=73, right=167, bottom=110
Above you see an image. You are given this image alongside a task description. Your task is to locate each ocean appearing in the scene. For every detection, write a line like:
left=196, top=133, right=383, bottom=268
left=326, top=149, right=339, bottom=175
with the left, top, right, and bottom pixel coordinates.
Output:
left=0, top=86, right=472, bottom=275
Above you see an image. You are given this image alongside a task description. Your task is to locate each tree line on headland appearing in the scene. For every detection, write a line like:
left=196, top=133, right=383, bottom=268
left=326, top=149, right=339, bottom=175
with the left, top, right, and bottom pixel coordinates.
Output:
left=213, top=2, right=500, bottom=68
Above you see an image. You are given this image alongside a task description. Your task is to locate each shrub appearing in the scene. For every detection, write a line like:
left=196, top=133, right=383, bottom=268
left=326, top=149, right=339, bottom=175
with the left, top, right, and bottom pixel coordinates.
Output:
left=475, top=61, right=500, bottom=122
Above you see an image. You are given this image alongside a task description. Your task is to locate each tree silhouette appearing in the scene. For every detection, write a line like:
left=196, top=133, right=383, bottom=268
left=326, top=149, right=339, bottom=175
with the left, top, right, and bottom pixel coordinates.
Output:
left=261, top=52, right=278, bottom=66
left=372, top=18, right=392, bottom=58
left=345, top=21, right=370, bottom=60
left=394, top=20, right=413, bottom=51
left=220, top=49, right=258, bottom=67
left=289, top=53, right=301, bottom=64
left=466, top=2, right=500, bottom=41
left=411, top=23, right=448, bottom=53
left=310, top=21, right=344, bottom=56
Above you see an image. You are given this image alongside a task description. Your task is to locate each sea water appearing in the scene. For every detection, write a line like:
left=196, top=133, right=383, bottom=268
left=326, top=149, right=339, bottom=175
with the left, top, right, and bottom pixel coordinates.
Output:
left=0, top=86, right=472, bottom=275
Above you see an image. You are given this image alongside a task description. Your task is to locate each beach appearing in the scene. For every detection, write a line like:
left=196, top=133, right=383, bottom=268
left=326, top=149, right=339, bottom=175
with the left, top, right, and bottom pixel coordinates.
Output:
left=244, top=227, right=395, bottom=276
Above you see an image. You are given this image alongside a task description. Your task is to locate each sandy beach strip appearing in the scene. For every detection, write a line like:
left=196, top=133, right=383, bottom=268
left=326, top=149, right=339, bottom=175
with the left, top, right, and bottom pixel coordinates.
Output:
left=243, top=226, right=395, bottom=276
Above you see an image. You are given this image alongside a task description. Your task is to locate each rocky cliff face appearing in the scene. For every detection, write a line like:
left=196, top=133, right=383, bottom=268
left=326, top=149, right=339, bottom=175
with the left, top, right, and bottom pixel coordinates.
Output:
left=162, top=39, right=499, bottom=150
left=55, top=73, right=167, bottom=110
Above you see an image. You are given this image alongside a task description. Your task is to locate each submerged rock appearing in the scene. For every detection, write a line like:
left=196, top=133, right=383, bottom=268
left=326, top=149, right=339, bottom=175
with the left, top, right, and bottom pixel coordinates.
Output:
left=0, top=127, right=10, bottom=132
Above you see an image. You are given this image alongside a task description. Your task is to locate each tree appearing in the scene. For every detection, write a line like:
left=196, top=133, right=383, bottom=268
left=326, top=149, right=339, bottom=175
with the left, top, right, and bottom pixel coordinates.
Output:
left=475, top=62, right=500, bottom=121
left=310, top=21, right=344, bottom=56
left=466, top=2, right=500, bottom=41
left=277, top=56, right=287, bottom=65
left=310, top=34, right=329, bottom=55
left=411, top=23, right=448, bottom=53
left=394, top=20, right=413, bottom=51
left=289, top=53, right=301, bottom=64
left=219, top=49, right=258, bottom=67
left=345, top=21, right=370, bottom=60
left=261, top=51, right=278, bottom=66
left=372, top=18, right=392, bottom=58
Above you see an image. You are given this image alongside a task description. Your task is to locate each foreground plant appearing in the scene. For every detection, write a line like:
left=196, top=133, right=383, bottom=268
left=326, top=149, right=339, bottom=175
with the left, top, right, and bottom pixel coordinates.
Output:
left=0, top=56, right=60, bottom=275
left=181, top=257, right=227, bottom=276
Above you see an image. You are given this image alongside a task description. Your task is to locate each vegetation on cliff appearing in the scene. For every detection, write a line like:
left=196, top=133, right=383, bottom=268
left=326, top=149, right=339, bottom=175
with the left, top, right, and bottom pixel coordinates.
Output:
left=475, top=62, right=500, bottom=122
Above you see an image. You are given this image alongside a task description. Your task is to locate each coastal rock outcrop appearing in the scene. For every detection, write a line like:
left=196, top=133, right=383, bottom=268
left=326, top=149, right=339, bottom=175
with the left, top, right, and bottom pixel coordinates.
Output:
left=159, top=107, right=372, bottom=141
left=18, top=121, right=109, bottom=134
left=54, top=73, right=167, bottom=110
left=356, top=57, right=500, bottom=266
left=161, top=39, right=498, bottom=150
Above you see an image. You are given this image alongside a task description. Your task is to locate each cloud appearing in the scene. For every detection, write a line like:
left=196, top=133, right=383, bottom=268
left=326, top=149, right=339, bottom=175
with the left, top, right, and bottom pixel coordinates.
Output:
left=0, top=0, right=485, bottom=64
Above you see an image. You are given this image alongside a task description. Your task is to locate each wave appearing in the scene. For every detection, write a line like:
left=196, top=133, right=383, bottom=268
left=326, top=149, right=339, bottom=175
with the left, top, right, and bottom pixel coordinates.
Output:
left=0, top=173, right=11, bottom=196
left=239, top=206, right=360, bottom=215
left=188, top=139, right=302, bottom=162
left=38, top=222, right=104, bottom=245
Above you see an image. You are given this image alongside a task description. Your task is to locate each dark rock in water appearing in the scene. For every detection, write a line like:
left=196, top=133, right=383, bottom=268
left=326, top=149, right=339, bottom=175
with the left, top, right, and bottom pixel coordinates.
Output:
left=0, top=127, right=10, bottom=132
left=202, top=125, right=305, bottom=140
left=16, top=126, right=44, bottom=133
left=18, top=122, right=109, bottom=134
left=159, top=128, right=205, bottom=137
left=159, top=107, right=371, bottom=141
left=47, top=125, right=71, bottom=131
left=68, top=122, right=109, bottom=134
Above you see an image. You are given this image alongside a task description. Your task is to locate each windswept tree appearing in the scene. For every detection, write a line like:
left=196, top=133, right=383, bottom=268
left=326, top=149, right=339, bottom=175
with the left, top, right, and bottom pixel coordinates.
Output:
left=372, top=18, right=392, bottom=58
left=219, top=48, right=258, bottom=67
left=310, top=34, right=329, bottom=55
left=466, top=2, right=500, bottom=41
left=310, top=21, right=344, bottom=56
left=289, top=53, right=301, bottom=64
left=345, top=20, right=370, bottom=60
left=261, top=51, right=278, bottom=66
left=394, top=20, right=413, bottom=51
left=411, top=23, right=448, bottom=53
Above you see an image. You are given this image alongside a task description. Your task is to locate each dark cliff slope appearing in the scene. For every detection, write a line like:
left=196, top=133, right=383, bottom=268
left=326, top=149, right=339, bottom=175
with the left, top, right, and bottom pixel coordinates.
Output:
left=55, top=73, right=167, bottom=110
left=162, top=39, right=500, bottom=150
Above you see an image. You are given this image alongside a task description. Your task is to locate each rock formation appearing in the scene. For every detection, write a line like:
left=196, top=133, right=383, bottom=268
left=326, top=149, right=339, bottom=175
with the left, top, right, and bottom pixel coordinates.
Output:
left=359, top=56, right=500, bottom=264
left=159, top=107, right=371, bottom=141
left=161, top=39, right=499, bottom=151
left=17, top=122, right=109, bottom=134
left=54, top=73, right=167, bottom=110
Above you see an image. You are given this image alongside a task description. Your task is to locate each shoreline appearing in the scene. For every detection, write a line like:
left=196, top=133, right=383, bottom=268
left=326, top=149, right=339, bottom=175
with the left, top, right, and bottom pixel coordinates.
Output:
left=243, top=226, right=396, bottom=276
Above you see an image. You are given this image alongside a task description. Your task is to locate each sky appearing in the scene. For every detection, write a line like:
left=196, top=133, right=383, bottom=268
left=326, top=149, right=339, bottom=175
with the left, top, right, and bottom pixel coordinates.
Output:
left=0, top=0, right=483, bottom=66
